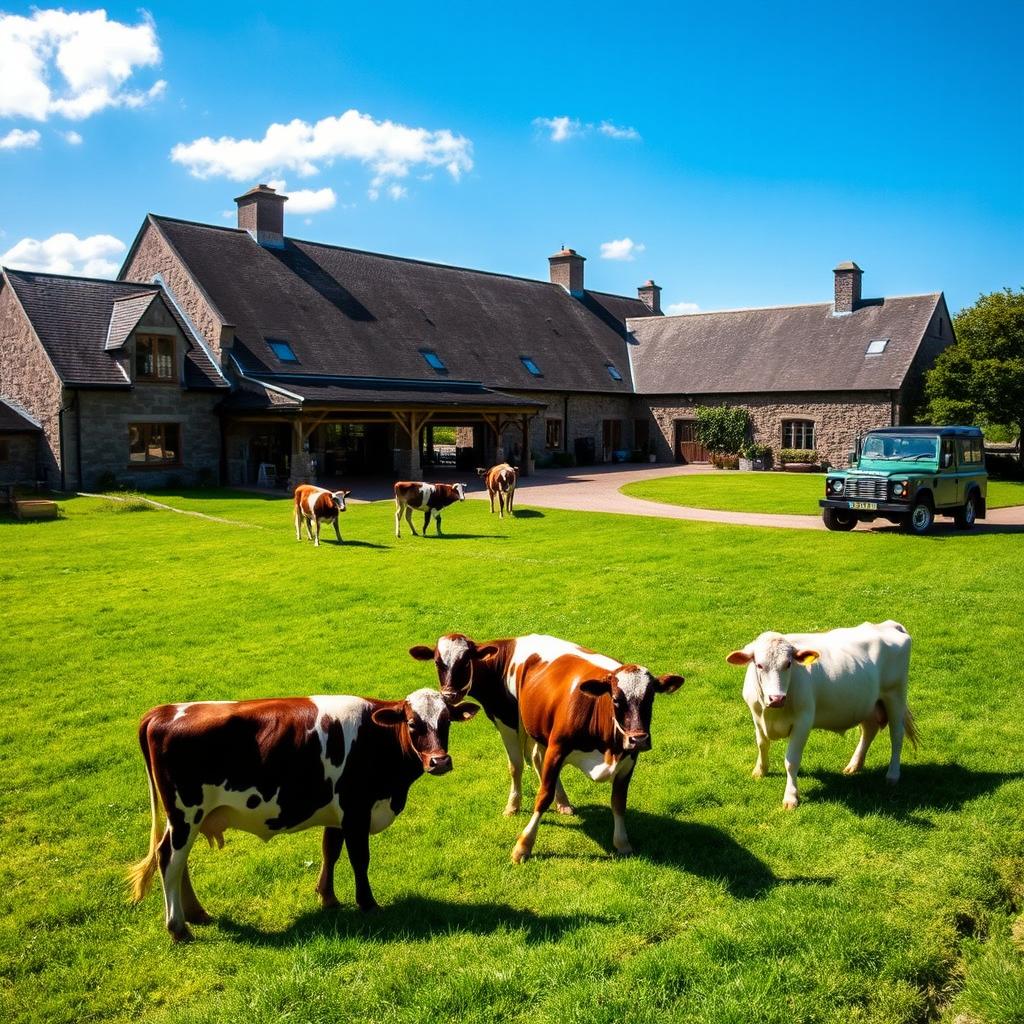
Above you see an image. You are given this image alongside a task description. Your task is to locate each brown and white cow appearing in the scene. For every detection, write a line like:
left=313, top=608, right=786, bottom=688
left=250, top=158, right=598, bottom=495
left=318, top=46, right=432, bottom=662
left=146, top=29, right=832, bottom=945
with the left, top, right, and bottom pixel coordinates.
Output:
left=410, top=633, right=684, bottom=861
left=294, top=484, right=351, bottom=546
left=476, top=463, right=518, bottom=518
left=393, top=481, right=465, bottom=538
left=128, top=688, right=478, bottom=941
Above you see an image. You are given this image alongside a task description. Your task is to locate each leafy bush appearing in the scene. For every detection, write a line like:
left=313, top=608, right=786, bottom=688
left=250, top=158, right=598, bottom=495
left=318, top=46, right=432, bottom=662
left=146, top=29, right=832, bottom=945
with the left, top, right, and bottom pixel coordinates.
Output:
left=741, top=442, right=772, bottom=461
left=695, top=406, right=748, bottom=454
left=779, top=448, right=819, bottom=464
left=712, top=453, right=740, bottom=470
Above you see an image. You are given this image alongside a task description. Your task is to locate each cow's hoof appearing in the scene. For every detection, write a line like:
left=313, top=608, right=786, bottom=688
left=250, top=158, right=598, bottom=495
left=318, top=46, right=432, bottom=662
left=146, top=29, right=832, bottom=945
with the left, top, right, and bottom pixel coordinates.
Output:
left=169, top=925, right=194, bottom=944
left=885, top=774, right=900, bottom=786
left=503, top=804, right=520, bottom=817
left=555, top=803, right=575, bottom=816
left=317, top=893, right=340, bottom=910
left=613, top=844, right=633, bottom=858
left=511, top=842, right=532, bottom=864
left=357, top=899, right=381, bottom=914
left=782, top=796, right=800, bottom=810
left=185, top=908, right=213, bottom=925
left=843, top=763, right=860, bottom=776
left=752, top=766, right=765, bottom=779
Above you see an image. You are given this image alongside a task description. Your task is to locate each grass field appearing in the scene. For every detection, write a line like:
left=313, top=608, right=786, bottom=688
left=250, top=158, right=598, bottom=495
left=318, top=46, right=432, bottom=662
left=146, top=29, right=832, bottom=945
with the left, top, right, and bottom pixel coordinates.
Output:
left=621, top=473, right=1024, bottom=516
left=2, top=491, right=1023, bottom=1024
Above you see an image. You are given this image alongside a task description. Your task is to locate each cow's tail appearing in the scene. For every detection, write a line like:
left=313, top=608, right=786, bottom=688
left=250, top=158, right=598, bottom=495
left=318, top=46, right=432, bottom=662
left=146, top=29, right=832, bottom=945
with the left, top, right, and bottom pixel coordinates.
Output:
left=127, top=716, right=163, bottom=903
left=903, top=705, right=921, bottom=751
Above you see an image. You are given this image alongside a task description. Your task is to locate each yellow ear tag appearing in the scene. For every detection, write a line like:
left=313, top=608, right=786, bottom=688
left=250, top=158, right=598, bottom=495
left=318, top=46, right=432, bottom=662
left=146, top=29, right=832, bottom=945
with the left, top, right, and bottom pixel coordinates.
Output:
left=798, top=652, right=819, bottom=666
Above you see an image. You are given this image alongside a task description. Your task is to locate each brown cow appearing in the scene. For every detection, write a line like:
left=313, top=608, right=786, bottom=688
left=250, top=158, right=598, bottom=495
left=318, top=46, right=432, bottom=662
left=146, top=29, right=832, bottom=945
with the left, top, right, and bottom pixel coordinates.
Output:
left=393, top=481, right=465, bottom=538
left=410, top=633, right=683, bottom=861
left=127, top=688, right=478, bottom=941
left=476, top=463, right=518, bottom=518
left=294, top=484, right=351, bottom=546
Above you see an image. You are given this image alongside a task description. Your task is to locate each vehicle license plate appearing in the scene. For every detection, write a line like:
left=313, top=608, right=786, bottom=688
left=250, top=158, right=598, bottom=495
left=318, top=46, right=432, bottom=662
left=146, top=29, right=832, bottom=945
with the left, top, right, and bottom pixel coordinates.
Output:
left=850, top=501, right=877, bottom=510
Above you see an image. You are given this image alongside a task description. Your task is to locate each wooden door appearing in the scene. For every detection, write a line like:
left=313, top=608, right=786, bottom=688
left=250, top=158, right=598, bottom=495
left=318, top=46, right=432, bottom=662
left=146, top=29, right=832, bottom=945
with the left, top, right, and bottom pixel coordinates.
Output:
left=674, top=420, right=710, bottom=463
left=602, top=419, right=622, bottom=460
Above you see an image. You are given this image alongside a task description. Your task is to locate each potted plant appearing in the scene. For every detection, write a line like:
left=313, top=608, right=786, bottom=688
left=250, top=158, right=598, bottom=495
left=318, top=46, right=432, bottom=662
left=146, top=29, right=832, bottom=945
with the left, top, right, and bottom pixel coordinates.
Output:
left=780, top=448, right=820, bottom=472
left=739, top=442, right=772, bottom=471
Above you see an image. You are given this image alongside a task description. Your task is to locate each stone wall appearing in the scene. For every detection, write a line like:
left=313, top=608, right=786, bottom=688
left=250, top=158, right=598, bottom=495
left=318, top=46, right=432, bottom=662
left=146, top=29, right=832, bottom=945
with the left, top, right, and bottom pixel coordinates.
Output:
left=644, top=391, right=895, bottom=468
left=0, top=283, right=65, bottom=486
left=0, top=432, right=40, bottom=486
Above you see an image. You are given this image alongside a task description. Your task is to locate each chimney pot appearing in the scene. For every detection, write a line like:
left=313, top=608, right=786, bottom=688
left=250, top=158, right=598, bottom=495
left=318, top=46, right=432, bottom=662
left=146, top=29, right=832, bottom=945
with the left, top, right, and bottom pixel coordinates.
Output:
left=235, top=184, right=288, bottom=248
left=549, top=247, right=586, bottom=296
left=637, top=280, right=662, bottom=315
left=833, top=260, right=863, bottom=314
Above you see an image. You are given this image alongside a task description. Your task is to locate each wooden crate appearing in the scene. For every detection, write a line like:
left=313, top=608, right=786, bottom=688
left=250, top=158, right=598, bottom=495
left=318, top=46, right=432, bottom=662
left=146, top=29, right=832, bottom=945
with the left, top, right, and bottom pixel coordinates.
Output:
left=13, top=498, right=59, bottom=520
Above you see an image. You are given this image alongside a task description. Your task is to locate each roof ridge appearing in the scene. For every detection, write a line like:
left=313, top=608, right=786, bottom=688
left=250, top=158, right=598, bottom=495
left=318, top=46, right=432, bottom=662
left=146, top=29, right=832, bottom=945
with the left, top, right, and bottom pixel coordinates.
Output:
left=3, top=266, right=157, bottom=288
left=639, top=294, right=941, bottom=319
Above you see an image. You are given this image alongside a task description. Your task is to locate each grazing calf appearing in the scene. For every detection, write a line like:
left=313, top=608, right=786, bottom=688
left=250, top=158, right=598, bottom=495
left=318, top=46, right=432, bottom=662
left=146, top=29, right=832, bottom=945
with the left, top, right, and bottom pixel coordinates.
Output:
left=393, top=481, right=465, bottom=537
left=128, top=689, right=478, bottom=941
left=477, top=463, right=518, bottom=518
left=410, top=633, right=683, bottom=861
left=294, top=484, right=351, bottom=546
left=726, top=620, right=918, bottom=809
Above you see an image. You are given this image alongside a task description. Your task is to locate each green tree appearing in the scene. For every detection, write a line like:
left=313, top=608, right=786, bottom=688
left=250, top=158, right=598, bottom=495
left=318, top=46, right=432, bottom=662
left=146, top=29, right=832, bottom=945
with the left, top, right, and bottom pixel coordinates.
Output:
left=695, top=405, right=748, bottom=454
left=925, top=288, right=1024, bottom=444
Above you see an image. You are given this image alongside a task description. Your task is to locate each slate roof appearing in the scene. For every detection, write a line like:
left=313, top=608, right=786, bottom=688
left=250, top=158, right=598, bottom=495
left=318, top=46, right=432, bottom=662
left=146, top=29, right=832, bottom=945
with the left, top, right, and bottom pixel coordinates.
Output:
left=105, top=291, right=159, bottom=350
left=627, top=295, right=943, bottom=394
left=0, top=396, right=41, bottom=432
left=2, top=269, right=226, bottom=389
left=139, top=216, right=643, bottom=394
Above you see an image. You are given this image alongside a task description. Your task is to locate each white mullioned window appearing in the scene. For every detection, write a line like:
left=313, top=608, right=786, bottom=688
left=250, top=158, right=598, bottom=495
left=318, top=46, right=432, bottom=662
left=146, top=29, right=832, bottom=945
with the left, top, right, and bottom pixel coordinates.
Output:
left=782, top=419, right=815, bottom=449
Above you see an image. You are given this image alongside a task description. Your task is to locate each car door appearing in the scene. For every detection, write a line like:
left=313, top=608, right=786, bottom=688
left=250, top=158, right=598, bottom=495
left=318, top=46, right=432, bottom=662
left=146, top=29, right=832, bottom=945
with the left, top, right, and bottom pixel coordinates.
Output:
left=933, top=438, right=959, bottom=510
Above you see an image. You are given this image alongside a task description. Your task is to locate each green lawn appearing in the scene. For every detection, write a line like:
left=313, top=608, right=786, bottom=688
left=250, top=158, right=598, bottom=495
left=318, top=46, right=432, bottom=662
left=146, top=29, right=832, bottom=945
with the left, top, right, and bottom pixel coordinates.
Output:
left=2, top=492, right=1023, bottom=1024
left=622, top=472, right=1024, bottom=516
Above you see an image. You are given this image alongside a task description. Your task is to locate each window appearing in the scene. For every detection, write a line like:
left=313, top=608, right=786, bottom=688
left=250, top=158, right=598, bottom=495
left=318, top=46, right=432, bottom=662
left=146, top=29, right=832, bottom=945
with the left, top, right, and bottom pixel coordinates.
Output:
left=520, top=356, right=543, bottom=377
left=129, top=423, right=181, bottom=466
left=420, top=349, right=447, bottom=372
left=959, top=437, right=983, bottom=465
left=267, top=339, right=299, bottom=363
left=545, top=419, right=562, bottom=450
left=865, top=338, right=889, bottom=355
left=136, top=334, right=176, bottom=380
left=782, top=419, right=815, bottom=449
left=606, top=363, right=623, bottom=382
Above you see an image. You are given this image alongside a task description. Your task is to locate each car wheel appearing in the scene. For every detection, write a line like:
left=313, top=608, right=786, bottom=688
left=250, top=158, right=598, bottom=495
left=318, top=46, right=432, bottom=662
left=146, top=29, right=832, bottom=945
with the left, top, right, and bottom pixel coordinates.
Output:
left=901, top=498, right=934, bottom=535
left=955, top=492, right=978, bottom=530
left=823, top=507, right=857, bottom=532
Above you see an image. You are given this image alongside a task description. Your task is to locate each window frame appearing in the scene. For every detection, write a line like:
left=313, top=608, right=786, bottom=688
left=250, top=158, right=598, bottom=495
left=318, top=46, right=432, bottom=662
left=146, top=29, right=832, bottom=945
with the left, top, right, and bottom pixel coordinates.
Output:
left=865, top=338, right=889, bottom=356
left=128, top=422, right=182, bottom=468
left=545, top=418, right=562, bottom=450
left=781, top=419, right=816, bottom=450
left=135, top=333, right=177, bottom=382
left=520, top=356, right=543, bottom=377
left=266, top=338, right=300, bottom=364
left=958, top=437, right=983, bottom=465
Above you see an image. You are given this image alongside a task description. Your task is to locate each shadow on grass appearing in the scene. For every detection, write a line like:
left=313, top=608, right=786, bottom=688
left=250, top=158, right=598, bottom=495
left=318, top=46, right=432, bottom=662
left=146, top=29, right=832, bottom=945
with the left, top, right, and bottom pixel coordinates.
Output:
left=214, top=894, right=608, bottom=946
left=804, top=762, right=1024, bottom=817
left=551, top=805, right=818, bottom=900
left=511, top=508, right=545, bottom=518
left=416, top=533, right=510, bottom=540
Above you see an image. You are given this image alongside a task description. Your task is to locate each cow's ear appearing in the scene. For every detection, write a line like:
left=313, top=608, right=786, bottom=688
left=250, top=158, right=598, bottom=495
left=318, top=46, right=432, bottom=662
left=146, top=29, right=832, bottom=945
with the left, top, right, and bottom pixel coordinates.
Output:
left=656, top=673, right=685, bottom=694
left=726, top=649, right=754, bottom=665
left=579, top=676, right=613, bottom=697
left=449, top=701, right=481, bottom=723
left=472, top=644, right=498, bottom=659
left=343, top=490, right=352, bottom=497
left=408, top=645, right=435, bottom=661
left=795, top=650, right=820, bottom=666
left=371, top=704, right=406, bottom=727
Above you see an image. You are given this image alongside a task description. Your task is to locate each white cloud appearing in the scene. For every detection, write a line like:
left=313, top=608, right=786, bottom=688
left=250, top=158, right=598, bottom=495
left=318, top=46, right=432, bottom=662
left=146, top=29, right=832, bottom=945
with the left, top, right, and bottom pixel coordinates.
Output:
left=600, top=237, right=646, bottom=262
left=667, top=301, right=701, bottom=316
left=171, top=108, right=473, bottom=202
left=61, top=129, right=82, bottom=145
left=0, top=127, right=41, bottom=150
left=0, top=9, right=164, bottom=122
left=599, top=121, right=641, bottom=141
left=1, top=231, right=125, bottom=278
left=388, top=184, right=407, bottom=200
left=533, top=115, right=583, bottom=142
left=286, top=187, right=337, bottom=214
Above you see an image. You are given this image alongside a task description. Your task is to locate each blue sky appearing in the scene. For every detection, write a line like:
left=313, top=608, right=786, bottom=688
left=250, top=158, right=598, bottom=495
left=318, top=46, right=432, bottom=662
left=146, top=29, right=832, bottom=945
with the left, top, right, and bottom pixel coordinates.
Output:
left=0, top=0, right=1021, bottom=314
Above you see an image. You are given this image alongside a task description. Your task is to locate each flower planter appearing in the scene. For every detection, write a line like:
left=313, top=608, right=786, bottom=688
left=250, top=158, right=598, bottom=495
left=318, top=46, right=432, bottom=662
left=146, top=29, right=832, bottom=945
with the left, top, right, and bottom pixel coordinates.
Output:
left=738, top=457, right=753, bottom=472
left=783, top=462, right=819, bottom=473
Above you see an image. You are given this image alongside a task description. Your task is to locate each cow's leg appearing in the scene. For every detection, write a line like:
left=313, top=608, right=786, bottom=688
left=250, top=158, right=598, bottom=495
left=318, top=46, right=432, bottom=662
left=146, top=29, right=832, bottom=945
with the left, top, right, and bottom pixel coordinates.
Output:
left=844, top=712, right=881, bottom=775
left=489, top=490, right=495, bottom=514
left=333, top=517, right=343, bottom=544
left=495, top=721, right=525, bottom=815
left=295, top=505, right=302, bottom=542
left=881, top=691, right=907, bottom=784
left=782, top=719, right=812, bottom=810
left=434, top=511, right=443, bottom=536
left=180, top=864, right=211, bottom=925
left=611, top=763, right=636, bottom=856
left=304, top=515, right=315, bottom=542
left=343, top=817, right=379, bottom=912
left=497, top=491, right=504, bottom=519
left=316, top=827, right=344, bottom=908
left=513, top=744, right=568, bottom=863
left=530, top=741, right=572, bottom=813
left=508, top=488, right=515, bottom=514
left=313, top=516, right=321, bottom=547
left=158, top=821, right=198, bottom=942
left=752, top=719, right=771, bottom=778
left=394, top=502, right=403, bottom=538
left=406, top=506, right=418, bottom=536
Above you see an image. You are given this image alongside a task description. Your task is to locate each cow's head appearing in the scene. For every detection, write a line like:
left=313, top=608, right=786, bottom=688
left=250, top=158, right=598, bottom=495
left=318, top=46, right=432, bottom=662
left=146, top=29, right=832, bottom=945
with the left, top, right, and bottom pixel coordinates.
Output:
left=409, top=633, right=498, bottom=702
left=726, top=632, right=819, bottom=709
left=578, top=665, right=684, bottom=754
left=370, top=688, right=479, bottom=775
left=452, top=483, right=466, bottom=501
left=476, top=468, right=489, bottom=479
left=331, top=490, right=352, bottom=512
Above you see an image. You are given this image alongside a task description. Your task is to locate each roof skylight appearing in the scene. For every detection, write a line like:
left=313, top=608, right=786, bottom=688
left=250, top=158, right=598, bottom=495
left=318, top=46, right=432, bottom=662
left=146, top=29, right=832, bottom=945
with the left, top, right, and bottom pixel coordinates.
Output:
left=420, top=349, right=447, bottom=372
left=521, top=356, right=543, bottom=377
left=865, top=338, right=889, bottom=355
left=606, top=363, right=623, bottom=381
left=267, top=338, right=298, bottom=363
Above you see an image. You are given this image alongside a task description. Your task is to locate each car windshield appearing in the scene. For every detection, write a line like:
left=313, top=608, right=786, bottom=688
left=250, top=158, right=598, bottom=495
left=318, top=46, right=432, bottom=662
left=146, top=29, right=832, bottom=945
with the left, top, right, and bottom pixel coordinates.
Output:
left=861, top=433, right=939, bottom=462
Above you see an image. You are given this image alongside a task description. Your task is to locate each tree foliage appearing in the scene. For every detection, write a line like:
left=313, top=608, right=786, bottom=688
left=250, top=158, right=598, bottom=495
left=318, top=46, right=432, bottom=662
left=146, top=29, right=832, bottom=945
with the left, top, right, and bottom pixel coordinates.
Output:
left=925, top=288, right=1024, bottom=442
left=695, top=405, right=748, bottom=454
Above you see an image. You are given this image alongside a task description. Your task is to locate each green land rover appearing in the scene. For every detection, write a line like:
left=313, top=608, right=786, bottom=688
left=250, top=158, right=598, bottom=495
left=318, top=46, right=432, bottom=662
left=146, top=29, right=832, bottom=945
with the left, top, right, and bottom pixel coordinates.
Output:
left=820, top=426, right=987, bottom=535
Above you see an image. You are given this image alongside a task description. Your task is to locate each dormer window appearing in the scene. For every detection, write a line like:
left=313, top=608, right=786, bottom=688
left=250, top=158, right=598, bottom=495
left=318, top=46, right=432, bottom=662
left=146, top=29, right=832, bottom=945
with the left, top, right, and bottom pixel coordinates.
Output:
left=420, top=349, right=447, bottom=372
left=267, top=338, right=299, bottom=363
left=866, top=338, right=889, bottom=356
left=606, top=363, right=623, bottom=382
left=136, top=334, right=176, bottom=381
left=521, top=356, right=543, bottom=377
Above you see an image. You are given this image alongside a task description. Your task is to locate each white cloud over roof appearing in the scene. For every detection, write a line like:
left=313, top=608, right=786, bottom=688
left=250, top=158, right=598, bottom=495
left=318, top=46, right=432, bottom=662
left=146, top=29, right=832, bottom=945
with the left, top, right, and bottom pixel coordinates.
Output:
left=1, top=232, right=126, bottom=278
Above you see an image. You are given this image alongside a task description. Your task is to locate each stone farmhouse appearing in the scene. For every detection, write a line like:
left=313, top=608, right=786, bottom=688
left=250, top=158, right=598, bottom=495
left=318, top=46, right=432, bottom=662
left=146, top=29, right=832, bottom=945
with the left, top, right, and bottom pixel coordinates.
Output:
left=0, top=184, right=954, bottom=490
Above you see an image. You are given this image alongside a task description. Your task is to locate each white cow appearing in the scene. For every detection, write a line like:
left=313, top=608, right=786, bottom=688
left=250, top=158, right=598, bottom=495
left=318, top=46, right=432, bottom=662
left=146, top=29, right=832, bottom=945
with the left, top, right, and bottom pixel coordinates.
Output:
left=726, top=620, right=918, bottom=808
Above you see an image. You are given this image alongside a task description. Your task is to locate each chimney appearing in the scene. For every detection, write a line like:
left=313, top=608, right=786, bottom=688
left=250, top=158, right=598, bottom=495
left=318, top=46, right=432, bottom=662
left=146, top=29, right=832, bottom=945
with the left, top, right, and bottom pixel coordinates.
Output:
left=637, top=279, right=662, bottom=315
left=549, top=247, right=585, bottom=296
left=833, top=261, right=863, bottom=314
left=235, top=184, right=288, bottom=248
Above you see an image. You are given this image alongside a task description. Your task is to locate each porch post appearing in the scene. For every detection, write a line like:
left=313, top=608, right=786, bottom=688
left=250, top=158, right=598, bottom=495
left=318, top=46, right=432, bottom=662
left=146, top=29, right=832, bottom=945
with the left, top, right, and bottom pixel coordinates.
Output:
left=519, top=414, right=531, bottom=477
left=391, top=412, right=421, bottom=478
left=287, top=417, right=314, bottom=489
